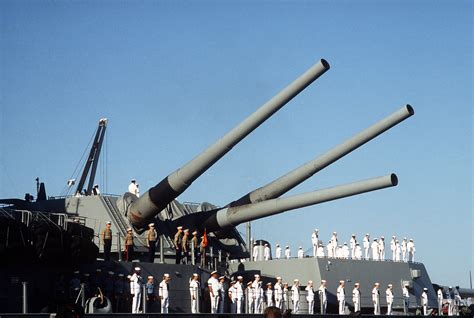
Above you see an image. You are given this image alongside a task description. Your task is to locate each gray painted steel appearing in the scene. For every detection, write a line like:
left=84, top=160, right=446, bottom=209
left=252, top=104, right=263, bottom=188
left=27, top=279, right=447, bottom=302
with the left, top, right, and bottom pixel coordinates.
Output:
left=216, top=174, right=398, bottom=229
left=128, top=59, right=330, bottom=228
left=233, top=105, right=414, bottom=206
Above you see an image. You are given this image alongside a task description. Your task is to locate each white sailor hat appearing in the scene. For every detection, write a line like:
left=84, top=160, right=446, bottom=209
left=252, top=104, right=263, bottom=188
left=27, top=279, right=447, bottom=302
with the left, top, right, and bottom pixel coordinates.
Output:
left=308, top=280, right=313, bottom=284
left=127, top=275, right=131, bottom=279
left=392, top=235, right=396, bottom=238
left=211, top=271, right=218, bottom=275
left=127, top=228, right=132, bottom=231
left=84, top=273, right=90, bottom=277
left=247, top=281, right=252, bottom=286
left=374, top=238, right=378, bottom=241
left=381, top=236, right=384, bottom=239
left=344, top=242, right=347, bottom=245
left=118, top=273, right=124, bottom=277
left=315, top=228, right=319, bottom=232
left=352, top=234, right=355, bottom=236
left=164, top=273, right=170, bottom=278
left=285, top=245, right=289, bottom=248
left=339, top=280, right=345, bottom=284
left=219, top=276, right=225, bottom=280
left=254, top=274, right=260, bottom=278
left=184, top=229, right=189, bottom=232
left=396, top=240, right=399, bottom=243
left=106, top=221, right=111, bottom=225
left=448, top=286, right=452, bottom=289
left=108, top=271, right=114, bottom=275
left=134, top=267, right=141, bottom=271
left=177, top=226, right=183, bottom=230
left=423, top=287, right=428, bottom=291
left=388, top=284, right=393, bottom=287
left=148, top=223, right=154, bottom=227
left=276, top=244, right=280, bottom=246
left=264, top=243, right=268, bottom=246
left=96, top=268, right=102, bottom=272
left=294, top=279, right=299, bottom=282
left=333, top=231, right=337, bottom=234
left=276, top=276, right=282, bottom=280
left=375, top=282, right=380, bottom=286
left=404, top=283, right=409, bottom=286
left=299, top=246, right=302, bottom=249
left=73, top=270, right=80, bottom=274
left=147, top=275, right=153, bottom=279
left=321, top=280, right=326, bottom=283
left=366, top=233, right=370, bottom=236
left=356, top=242, right=360, bottom=245
left=355, top=282, right=360, bottom=286
left=409, top=238, right=413, bottom=241
left=267, top=282, right=272, bottom=286
left=192, top=231, right=198, bottom=235
left=192, top=273, right=199, bottom=277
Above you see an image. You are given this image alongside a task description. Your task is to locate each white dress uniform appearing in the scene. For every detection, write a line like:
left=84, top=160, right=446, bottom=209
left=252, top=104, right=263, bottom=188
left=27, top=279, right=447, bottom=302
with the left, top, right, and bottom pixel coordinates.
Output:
left=372, top=286, right=381, bottom=315
left=371, top=239, right=380, bottom=261
left=390, top=237, right=396, bottom=261
left=350, top=236, right=357, bottom=259
left=446, top=288, right=453, bottom=316
left=421, top=289, right=428, bottom=315
left=264, top=245, right=271, bottom=260
left=159, top=279, right=170, bottom=313
left=326, top=241, right=333, bottom=258
left=330, top=233, right=338, bottom=257
left=319, top=284, right=327, bottom=314
left=342, top=243, right=350, bottom=259
left=247, top=285, right=255, bottom=313
left=229, top=284, right=237, bottom=313
left=363, top=234, right=370, bottom=260
left=275, top=245, right=282, bottom=259
left=274, top=280, right=283, bottom=310
left=407, top=240, right=416, bottom=262
left=291, top=282, right=300, bottom=313
left=208, top=276, right=220, bottom=313
left=297, top=247, right=304, bottom=259
left=317, top=245, right=325, bottom=257
left=253, top=244, right=259, bottom=261
left=352, top=286, right=361, bottom=312
left=337, top=284, right=346, bottom=314
left=265, top=287, right=274, bottom=307
left=386, top=287, right=394, bottom=315
left=252, top=280, right=263, bottom=313
left=285, top=247, right=291, bottom=259
left=311, top=231, right=319, bottom=257
left=403, top=286, right=410, bottom=315
left=128, top=181, right=138, bottom=196
left=437, top=288, right=443, bottom=315
left=235, top=280, right=244, bottom=314
left=189, top=279, right=199, bottom=313
left=305, top=284, right=315, bottom=314
left=283, top=285, right=289, bottom=311
left=395, top=241, right=401, bottom=261
left=378, top=237, right=385, bottom=260
left=402, top=238, right=408, bottom=262
left=354, top=244, right=362, bottom=260
left=130, top=272, right=142, bottom=313
left=218, top=280, right=225, bottom=313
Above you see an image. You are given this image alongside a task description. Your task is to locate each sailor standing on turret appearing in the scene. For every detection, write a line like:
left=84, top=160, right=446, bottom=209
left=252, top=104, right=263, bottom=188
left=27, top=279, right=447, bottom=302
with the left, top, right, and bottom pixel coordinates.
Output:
left=297, top=246, right=304, bottom=259
left=395, top=240, right=401, bottom=262
left=285, top=246, right=291, bottom=259
left=311, top=229, right=319, bottom=257
left=363, top=233, right=370, bottom=260
left=342, top=242, right=350, bottom=259
left=264, top=244, right=271, bottom=260
left=372, top=282, right=381, bottom=315
left=146, top=223, right=157, bottom=263
left=350, top=234, right=357, bottom=259
left=274, top=277, right=283, bottom=310
left=330, top=232, right=338, bottom=257
left=130, top=267, right=143, bottom=314
left=291, top=279, right=300, bottom=314
left=208, top=271, right=220, bottom=314
left=337, top=280, right=346, bottom=314
left=378, top=236, right=385, bottom=260
left=354, top=243, right=362, bottom=260
left=403, top=283, right=410, bottom=315
left=352, top=283, right=361, bottom=313
left=159, top=274, right=170, bottom=313
left=421, top=288, right=428, bottom=316
left=319, top=280, right=327, bottom=314
left=327, top=240, right=333, bottom=258
left=189, top=273, right=200, bottom=313
left=437, top=287, right=443, bottom=316
left=402, top=237, right=408, bottom=262
left=128, top=179, right=139, bottom=196
left=275, top=244, right=282, bottom=259
left=317, top=243, right=325, bottom=257
left=407, top=239, right=416, bottom=262
left=92, top=184, right=101, bottom=195
left=306, top=280, right=315, bottom=314
left=390, top=235, right=397, bottom=261
left=386, top=284, right=394, bottom=315
left=371, top=238, right=379, bottom=261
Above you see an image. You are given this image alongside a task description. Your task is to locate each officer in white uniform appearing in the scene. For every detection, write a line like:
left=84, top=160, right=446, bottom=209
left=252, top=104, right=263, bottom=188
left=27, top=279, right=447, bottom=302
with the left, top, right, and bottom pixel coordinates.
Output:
left=275, top=244, right=282, bottom=259
left=159, top=273, right=171, bottom=313
left=297, top=246, right=304, bottom=259
left=317, top=243, right=325, bottom=257
left=264, top=244, right=271, bottom=261
left=128, top=179, right=138, bottom=196
left=189, top=273, right=200, bottom=313
left=386, top=284, right=394, bottom=315
left=352, top=283, right=361, bottom=313
left=407, top=239, right=416, bottom=262
left=354, top=243, right=362, bottom=260
left=401, top=238, right=408, bottom=261
left=252, top=274, right=263, bottom=313
left=207, top=271, right=220, bottom=313
left=378, top=236, right=385, bottom=260
left=291, top=279, right=300, bottom=314
left=265, top=283, right=274, bottom=307
left=421, top=287, right=428, bottom=316
left=235, top=276, right=244, bottom=314
left=306, top=280, right=315, bottom=314
left=284, top=246, right=291, bottom=259
left=363, top=233, right=370, bottom=260
left=371, top=238, right=380, bottom=261
left=350, top=234, right=357, bottom=259
left=337, top=280, right=346, bottom=314
left=130, top=267, right=143, bottom=313
left=403, top=283, right=410, bottom=315
left=311, top=229, right=319, bottom=257
left=437, top=287, right=444, bottom=315
left=372, top=282, right=381, bottom=315
left=274, top=277, right=283, bottom=310
left=319, top=280, right=327, bottom=314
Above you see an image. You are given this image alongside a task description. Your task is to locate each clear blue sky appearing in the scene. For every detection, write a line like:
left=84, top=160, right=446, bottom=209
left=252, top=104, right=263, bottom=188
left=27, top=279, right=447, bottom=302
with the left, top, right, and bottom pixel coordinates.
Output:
left=1, top=0, right=472, bottom=287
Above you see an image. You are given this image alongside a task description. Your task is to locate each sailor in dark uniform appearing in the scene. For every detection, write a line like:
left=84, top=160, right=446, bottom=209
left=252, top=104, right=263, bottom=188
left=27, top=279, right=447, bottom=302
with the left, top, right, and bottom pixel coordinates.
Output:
left=124, top=228, right=134, bottom=262
left=101, top=221, right=112, bottom=261
left=174, top=226, right=183, bottom=264
left=146, top=223, right=157, bottom=263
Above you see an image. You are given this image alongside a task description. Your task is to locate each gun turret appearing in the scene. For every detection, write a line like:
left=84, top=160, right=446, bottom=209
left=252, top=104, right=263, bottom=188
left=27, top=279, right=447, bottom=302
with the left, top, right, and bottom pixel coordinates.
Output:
left=125, top=59, right=330, bottom=229
left=175, top=174, right=398, bottom=232
left=229, top=105, right=414, bottom=207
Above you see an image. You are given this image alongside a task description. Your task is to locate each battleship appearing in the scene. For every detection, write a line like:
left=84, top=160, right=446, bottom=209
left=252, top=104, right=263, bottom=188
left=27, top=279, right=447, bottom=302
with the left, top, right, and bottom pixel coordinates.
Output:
left=0, top=58, right=471, bottom=316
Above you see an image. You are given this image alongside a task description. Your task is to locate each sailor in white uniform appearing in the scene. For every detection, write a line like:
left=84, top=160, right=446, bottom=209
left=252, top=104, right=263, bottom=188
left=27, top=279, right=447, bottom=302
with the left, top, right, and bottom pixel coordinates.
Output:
left=352, top=283, right=361, bottom=313
left=407, top=239, right=416, bottom=262
left=128, top=179, right=139, bottom=196
left=327, top=240, right=333, bottom=258
left=421, top=287, right=428, bottom=316
left=284, top=246, right=291, bottom=259
left=390, top=235, right=397, bottom=261
left=372, top=282, right=381, bottom=315
left=363, top=233, right=370, bottom=260
left=189, top=273, right=200, bottom=313
left=446, top=286, right=453, bottom=316
left=275, top=244, right=282, bottom=259
left=207, top=271, right=220, bottom=313
left=395, top=240, right=401, bottom=261
left=403, top=283, right=410, bottom=315
left=264, top=243, right=271, bottom=261
left=337, top=280, right=346, bottom=314
left=246, top=281, right=254, bottom=313
left=342, top=242, right=350, bottom=259
left=218, top=276, right=225, bottom=313
left=306, top=280, right=315, bottom=314
left=330, top=232, right=338, bottom=257
left=437, top=287, right=444, bottom=315
left=274, top=277, right=283, bottom=310
left=291, top=279, right=300, bottom=314
left=319, top=280, right=328, bottom=314
left=350, top=234, right=357, bottom=259
left=371, top=238, right=380, bottom=261
left=265, top=283, right=274, bottom=307
left=354, top=243, right=362, bottom=260
left=316, top=243, right=325, bottom=257
left=311, top=229, right=319, bottom=257
left=235, top=276, right=244, bottom=314
left=159, top=273, right=171, bottom=314
left=297, top=246, right=304, bottom=259
left=252, top=274, right=263, bottom=314
left=130, top=267, right=143, bottom=314
left=282, top=283, right=289, bottom=311
left=378, top=236, right=385, bottom=260
left=402, top=237, right=408, bottom=262
left=386, top=284, right=394, bottom=315
left=253, top=242, right=259, bottom=261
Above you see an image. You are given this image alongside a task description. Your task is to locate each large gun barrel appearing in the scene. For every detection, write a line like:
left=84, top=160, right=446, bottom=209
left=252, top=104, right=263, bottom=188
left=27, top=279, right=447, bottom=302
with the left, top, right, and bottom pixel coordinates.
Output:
left=176, top=174, right=397, bottom=232
left=127, top=59, right=330, bottom=228
left=230, top=105, right=414, bottom=207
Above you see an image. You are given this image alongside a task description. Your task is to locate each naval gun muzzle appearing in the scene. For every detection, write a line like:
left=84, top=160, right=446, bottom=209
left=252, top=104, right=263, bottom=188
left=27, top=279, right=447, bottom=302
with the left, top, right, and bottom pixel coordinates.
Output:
left=174, top=174, right=398, bottom=232
left=127, top=59, right=330, bottom=229
left=229, top=105, right=414, bottom=207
